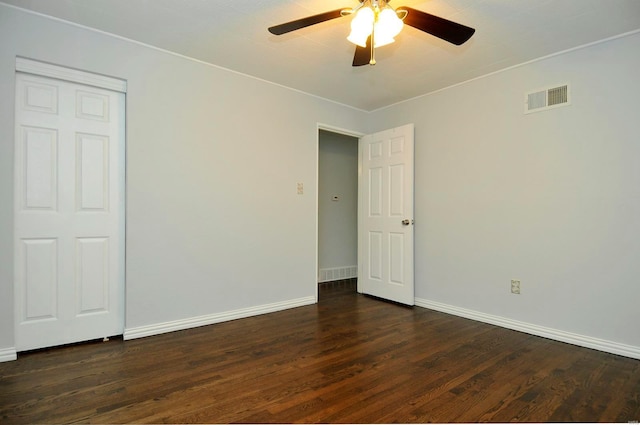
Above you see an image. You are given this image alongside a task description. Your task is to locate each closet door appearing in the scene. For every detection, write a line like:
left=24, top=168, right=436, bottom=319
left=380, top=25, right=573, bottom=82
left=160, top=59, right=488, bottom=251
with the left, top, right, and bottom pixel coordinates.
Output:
left=14, top=72, right=125, bottom=351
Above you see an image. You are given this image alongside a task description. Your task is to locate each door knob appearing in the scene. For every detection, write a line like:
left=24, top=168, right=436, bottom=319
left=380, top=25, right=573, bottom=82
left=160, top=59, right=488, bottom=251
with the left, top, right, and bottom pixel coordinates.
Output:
left=402, top=219, right=411, bottom=226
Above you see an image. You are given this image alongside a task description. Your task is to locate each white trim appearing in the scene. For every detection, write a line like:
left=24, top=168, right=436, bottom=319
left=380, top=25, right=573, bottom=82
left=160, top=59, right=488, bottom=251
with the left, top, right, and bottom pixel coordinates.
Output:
left=415, top=298, right=640, bottom=360
left=123, top=296, right=316, bottom=340
left=318, top=123, right=366, bottom=138
left=0, top=347, right=18, bottom=362
left=15, top=57, right=127, bottom=93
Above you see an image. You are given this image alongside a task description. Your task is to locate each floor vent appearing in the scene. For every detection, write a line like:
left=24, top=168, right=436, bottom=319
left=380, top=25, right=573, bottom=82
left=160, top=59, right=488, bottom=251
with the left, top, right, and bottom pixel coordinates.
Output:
left=525, top=84, right=569, bottom=113
left=318, top=266, right=357, bottom=283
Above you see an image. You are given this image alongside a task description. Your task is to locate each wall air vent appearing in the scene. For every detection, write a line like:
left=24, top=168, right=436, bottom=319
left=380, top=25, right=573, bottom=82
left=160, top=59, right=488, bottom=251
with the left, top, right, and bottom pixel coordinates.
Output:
left=525, top=84, right=570, bottom=114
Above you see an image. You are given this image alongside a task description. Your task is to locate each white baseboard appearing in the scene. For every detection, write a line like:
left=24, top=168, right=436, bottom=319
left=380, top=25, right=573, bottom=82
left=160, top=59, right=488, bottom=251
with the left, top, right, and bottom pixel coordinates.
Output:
left=123, top=296, right=316, bottom=341
left=0, top=347, right=17, bottom=362
left=415, top=297, right=640, bottom=360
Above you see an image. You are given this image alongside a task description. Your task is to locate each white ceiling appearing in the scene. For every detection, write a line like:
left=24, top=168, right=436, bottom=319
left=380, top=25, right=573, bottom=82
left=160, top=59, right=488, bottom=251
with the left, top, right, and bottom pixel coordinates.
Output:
left=3, top=0, right=640, bottom=111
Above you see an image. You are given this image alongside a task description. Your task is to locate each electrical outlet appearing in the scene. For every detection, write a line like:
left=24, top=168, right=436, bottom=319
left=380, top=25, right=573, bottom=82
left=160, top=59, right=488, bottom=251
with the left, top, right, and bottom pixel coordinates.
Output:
left=511, top=279, right=521, bottom=294
left=297, top=182, right=303, bottom=195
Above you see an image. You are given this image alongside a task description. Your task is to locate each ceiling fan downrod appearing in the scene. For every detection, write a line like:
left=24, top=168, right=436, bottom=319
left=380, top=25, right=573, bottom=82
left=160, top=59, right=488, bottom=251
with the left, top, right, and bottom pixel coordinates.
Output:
left=369, top=24, right=376, bottom=65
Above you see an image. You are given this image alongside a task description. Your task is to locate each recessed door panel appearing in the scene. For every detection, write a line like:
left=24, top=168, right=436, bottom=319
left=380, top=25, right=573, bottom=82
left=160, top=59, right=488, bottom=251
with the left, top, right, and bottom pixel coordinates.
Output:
left=21, top=239, right=58, bottom=322
left=76, top=90, right=109, bottom=121
left=76, top=237, right=109, bottom=315
left=389, top=136, right=404, bottom=155
left=369, top=167, right=382, bottom=217
left=389, top=232, right=404, bottom=285
left=22, top=80, right=58, bottom=114
left=21, top=126, right=57, bottom=210
left=389, top=164, right=404, bottom=217
left=369, top=231, right=383, bottom=280
left=77, top=133, right=109, bottom=211
left=369, top=140, right=383, bottom=160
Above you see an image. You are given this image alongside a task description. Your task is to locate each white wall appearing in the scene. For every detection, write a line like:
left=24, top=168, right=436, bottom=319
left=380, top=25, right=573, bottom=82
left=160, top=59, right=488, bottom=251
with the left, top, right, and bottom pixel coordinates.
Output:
left=368, top=32, right=640, bottom=355
left=0, top=4, right=368, bottom=354
left=318, top=130, right=358, bottom=275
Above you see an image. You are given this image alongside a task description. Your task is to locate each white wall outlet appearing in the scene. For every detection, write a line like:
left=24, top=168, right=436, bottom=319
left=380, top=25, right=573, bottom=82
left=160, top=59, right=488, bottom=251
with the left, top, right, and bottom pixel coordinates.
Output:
left=297, top=182, right=303, bottom=195
left=511, top=279, right=521, bottom=294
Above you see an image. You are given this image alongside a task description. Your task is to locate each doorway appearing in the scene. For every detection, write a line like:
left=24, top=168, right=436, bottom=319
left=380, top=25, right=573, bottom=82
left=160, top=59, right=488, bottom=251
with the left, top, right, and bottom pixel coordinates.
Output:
left=317, top=129, right=359, bottom=298
left=316, top=123, right=415, bottom=305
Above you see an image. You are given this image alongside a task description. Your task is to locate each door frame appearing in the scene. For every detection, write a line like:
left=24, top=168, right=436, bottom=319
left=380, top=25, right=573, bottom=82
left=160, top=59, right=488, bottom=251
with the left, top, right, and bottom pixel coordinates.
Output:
left=315, top=123, right=364, bottom=302
left=13, top=57, right=127, bottom=353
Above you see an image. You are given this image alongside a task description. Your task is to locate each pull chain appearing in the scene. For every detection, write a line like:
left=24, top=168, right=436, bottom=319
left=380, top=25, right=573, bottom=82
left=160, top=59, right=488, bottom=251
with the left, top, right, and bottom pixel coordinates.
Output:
left=370, top=24, right=376, bottom=65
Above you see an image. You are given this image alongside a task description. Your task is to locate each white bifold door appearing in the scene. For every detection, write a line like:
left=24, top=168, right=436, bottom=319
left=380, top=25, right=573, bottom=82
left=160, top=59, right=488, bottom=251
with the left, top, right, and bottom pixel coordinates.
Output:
left=358, top=124, right=414, bottom=305
left=14, top=71, right=125, bottom=351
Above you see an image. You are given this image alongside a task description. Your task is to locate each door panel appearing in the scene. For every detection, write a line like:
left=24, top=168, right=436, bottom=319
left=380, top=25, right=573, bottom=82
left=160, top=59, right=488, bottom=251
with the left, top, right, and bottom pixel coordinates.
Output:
left=22, top=79, right=58, bottom=114
left=76, top=133, right=109, bottom=211
left=21, top=238, right=58, bottom=321
left=15, top=73, right=124, bottom=351
left=76, top=237, right=109, bottom=315
left=389, top=232, right=405, bottom=284
left=368, top=231, right=383, bottom=280
left=368, top=167, right=382, bottom=216
left=358, top=124, right=414, bottom=305
left=21, top=126, right=58, bottom=210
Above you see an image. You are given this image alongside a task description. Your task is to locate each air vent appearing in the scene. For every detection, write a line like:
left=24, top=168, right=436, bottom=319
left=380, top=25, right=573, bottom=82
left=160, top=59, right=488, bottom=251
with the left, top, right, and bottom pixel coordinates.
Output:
left=525, top=84, right=570, bottom=113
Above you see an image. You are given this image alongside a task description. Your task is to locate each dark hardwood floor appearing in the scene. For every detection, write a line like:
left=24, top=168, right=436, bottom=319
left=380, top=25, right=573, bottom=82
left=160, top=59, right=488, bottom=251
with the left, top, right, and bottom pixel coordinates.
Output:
left=1, top=281, right=639, bottom=423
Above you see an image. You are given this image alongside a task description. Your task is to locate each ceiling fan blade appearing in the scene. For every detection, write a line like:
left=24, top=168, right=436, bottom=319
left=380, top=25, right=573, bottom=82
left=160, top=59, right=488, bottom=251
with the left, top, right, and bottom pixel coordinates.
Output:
left=352, top=36, right=371, bottom=66
left=268, top=9, right=345, bottom=35
left=398, top=7, right=475, bottom=45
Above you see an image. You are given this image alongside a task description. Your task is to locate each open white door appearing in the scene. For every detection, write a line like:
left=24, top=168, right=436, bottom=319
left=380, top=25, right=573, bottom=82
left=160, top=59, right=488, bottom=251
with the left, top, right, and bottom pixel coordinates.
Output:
left=358, top=124, right=414, bottom=305
left=14, top=68, right=125, bottom=351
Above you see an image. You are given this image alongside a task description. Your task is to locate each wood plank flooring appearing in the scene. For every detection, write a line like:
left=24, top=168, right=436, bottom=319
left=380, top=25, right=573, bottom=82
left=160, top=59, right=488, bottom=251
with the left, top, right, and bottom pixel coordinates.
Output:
left=1, top=281, right=639, bottom=423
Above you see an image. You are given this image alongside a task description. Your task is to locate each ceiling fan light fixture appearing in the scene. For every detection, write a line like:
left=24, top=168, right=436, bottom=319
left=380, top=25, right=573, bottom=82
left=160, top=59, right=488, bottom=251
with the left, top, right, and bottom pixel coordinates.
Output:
left=347, top=6, right=374, bottom=47
left=347, top=1, right=405, bottom=48
left=373, top=7, right=403, bottom=47
left=377, top=8, right=403, bottom=37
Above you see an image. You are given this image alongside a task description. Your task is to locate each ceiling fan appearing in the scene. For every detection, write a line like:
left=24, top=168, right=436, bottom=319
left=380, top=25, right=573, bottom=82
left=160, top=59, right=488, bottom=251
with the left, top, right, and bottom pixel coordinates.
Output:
left=268, top=0, right=475, bottom=66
